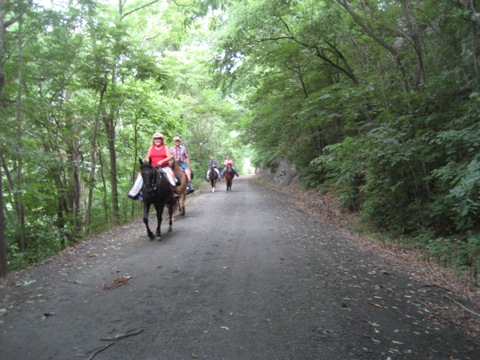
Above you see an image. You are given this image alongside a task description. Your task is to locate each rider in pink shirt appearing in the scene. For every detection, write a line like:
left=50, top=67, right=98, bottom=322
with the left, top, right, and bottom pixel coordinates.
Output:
left=221, top=155, right=240, bottom=177
left=128, top=133, right=180, bottom=200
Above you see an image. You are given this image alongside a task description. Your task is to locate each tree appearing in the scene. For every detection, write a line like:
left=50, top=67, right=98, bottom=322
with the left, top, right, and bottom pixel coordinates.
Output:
left=0, top=0, right=32, bottom=277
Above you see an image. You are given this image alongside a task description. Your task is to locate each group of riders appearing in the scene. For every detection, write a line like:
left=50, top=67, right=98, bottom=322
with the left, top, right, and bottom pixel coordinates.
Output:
left=128, top=132, right=239, bottom=201
left=206, top=155, right=240, bottom=181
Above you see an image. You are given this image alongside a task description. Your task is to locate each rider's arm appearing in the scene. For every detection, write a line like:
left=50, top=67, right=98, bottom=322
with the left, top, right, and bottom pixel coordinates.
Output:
left=145, top=146, right=152, bottom=161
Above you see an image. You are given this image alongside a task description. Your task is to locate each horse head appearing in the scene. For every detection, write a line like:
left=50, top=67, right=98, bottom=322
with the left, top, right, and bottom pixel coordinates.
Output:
left=140, top=158, right=157, bottom=192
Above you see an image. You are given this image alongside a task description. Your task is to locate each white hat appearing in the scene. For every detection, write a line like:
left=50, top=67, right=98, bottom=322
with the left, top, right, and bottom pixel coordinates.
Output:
left=152, top=133, right=164, bottom=139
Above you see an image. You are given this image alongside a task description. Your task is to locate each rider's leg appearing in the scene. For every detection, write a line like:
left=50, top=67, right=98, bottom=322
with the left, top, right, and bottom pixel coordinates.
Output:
left=185, top=168, right=194, bottom=194
left=233, top=167, right=239, bottom=177
left=164, top=167, right=180, bottom=199
left=206, top=170, right=210, bottom=181
left=185, top=168, right=192, bottom=182
left=128, top=173, right=143, bottom=199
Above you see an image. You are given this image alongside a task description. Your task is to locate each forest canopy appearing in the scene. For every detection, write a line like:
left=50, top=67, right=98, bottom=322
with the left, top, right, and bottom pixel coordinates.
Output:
left=1, top=0, right=479, bottom=281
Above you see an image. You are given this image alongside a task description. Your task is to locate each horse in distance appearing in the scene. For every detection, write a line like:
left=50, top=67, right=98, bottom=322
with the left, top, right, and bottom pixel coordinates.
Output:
left=223, top=163, right=235, bottom=192
left=209, top=164, right=218, bottom=192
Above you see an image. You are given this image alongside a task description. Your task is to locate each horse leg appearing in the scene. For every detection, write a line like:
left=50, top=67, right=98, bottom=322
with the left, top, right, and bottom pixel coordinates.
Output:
left=180, top=193, right=186, bottom=216
left=167, top=203, right=174, bottom=232
left=154, top=202, right=164, bottom=241
left=143, top=202, right=155, bottom=240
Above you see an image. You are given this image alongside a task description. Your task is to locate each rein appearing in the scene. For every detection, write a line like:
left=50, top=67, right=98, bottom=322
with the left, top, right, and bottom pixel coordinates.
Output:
left=142, top=165, right=162, bottom=192
left=151, top=167, right=165, bottom=191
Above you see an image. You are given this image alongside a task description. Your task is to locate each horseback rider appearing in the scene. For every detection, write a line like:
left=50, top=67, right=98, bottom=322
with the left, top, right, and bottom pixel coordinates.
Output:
left=128, top=133, right=180, bottom=200
left=170, top=136, right=194, bottom=194
left=221, top=155, right=240, bottom=178
left=206, top=156, right=221, bottom=181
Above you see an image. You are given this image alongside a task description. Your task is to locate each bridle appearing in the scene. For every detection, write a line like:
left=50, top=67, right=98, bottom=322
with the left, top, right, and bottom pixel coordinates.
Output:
left=142, top=164, right=159, bottom=192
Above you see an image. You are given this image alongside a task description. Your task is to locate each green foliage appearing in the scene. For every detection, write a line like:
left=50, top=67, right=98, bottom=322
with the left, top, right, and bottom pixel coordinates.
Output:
left=309, top=137, right=364, bottom=210
left=7, top=217, right=71, bottom=271
left=423, top=234, right=480, bottom=276
left=210, top=0, right=480, bottom=277
left=0, top=0, right=250, bottom=273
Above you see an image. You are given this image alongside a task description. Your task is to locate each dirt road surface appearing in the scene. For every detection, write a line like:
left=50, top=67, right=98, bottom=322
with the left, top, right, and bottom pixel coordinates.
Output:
left=1, top=176, right=479, bottom=360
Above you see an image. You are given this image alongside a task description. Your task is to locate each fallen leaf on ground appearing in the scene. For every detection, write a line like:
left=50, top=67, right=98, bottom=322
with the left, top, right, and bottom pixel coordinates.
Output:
left=102, top=275, right=133, bottom=290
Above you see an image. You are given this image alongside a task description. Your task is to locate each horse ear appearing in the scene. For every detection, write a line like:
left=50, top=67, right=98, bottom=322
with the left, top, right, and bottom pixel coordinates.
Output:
left=139, top=157, right=143, bottom=165
left=149, top=157, right=152, bottom=165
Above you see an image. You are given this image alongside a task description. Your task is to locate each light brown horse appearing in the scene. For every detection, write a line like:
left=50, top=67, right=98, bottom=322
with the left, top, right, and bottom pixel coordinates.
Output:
left=224, top=163, right=235, bottom=192
left=171, top=160, right=187, bottom=216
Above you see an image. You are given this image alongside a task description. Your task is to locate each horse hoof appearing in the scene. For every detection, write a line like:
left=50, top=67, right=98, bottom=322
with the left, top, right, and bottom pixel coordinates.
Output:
left=148, top=235, right=155, bottom=240
left=157, top=237, right=162, bottom=242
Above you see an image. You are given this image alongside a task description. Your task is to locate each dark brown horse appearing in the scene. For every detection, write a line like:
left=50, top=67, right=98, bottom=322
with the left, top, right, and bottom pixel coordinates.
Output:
left=171, top=159, right=187, bottom=216
left=209, top=164, right=218, bottom=192
left=140, top=159, right=177, bottom=240
left=224, top=163, right=235, bottom=192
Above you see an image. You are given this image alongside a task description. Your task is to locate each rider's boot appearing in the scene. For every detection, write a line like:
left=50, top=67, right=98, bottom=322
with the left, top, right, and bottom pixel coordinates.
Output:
left=128, top=176, right=143, bottom=199
left=187, top=182, right=195, bottom=194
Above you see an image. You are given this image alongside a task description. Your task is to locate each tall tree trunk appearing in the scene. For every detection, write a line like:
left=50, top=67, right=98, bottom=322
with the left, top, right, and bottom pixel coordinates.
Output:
left=1, top=151, right=26, bottom=250
left=400, top=0, right=426, bottom=88
left=63, top=90, right=82, bottom=242
left=15, top=16, right=26, bottom=251
left=103, top=108, right=120, bottom=225
left=69, top=140, right=81, bottom=241
left=0, top=0, right=32, bottom=277
left=84, top=111, right=101, bottom=235
left=97, top=143, right=110, bottom=225
left=335, top=0, right=410, bottom=92
left=0, top=157, right=8, bottom=278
